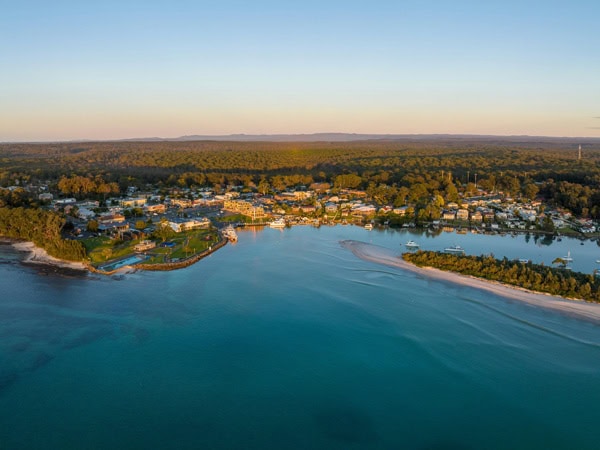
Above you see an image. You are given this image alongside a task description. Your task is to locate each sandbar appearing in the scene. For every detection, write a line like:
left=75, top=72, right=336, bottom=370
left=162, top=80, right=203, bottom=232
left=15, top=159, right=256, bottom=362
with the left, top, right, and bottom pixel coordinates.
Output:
left=340, top=240, right=600, bottom=323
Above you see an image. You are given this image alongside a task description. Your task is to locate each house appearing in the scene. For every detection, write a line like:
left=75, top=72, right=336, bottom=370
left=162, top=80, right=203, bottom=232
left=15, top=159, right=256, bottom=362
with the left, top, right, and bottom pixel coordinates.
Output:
left=55, top=198, right=77, bottom=206
left=299, top=205, right=316, bottom=214
left=393, top=206, right=409, bottom=216
left=325, top=203, right=338, bottom=214
left=442, top=211, right=456, bottom=220
left=134, top=240, right=156, bottom=252
left=171, top=198, right=192, bottom=209
left=98, top=221, right=130, bottom=234
left=121, top=197, right=147, bottom=208
left=168, top=218, right=211, bottom=233
left=351, top=205, right=377, bottom=216
left=77, top=207, right=96, bottom=220
left=456, top=209, right=469, bottom=220
left=470, top=211, right=483, bottom=222
left=99, top=213, right=125, bottom=224
left=483, top=211, right=495, bottom=221
left=145, top=204, right=166, bottom=214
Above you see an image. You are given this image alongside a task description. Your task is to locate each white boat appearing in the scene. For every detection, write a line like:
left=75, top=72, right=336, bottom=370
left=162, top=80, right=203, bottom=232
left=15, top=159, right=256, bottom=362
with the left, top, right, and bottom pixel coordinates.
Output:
left=444, top=245, right=465, bottom=254
left=269, top=218, right=286, bottom=228
left=364, top=223, right=373, bottom=230
left=222, top=225, right=238, bottom=242
left=562, top=251, right=573, bottom=262
left=405, top=240, right=419, bottom=249
left=518, top=258, right=529, bottom=263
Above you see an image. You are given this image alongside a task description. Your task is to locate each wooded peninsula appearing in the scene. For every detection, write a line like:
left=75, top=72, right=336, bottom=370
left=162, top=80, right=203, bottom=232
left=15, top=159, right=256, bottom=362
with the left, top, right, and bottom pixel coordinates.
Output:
left=403, top=250, right=600, bottom=303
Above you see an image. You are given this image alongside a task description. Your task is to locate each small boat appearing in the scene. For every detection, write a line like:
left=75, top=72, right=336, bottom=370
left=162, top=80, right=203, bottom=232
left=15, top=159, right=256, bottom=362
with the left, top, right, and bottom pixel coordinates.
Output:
left=364, top=223, right=373, bottom=230
left=518, top=258, right=529, bottom=263
left=405, top=240, right=419, bottom=249
left=562, top=251, right=573, bottom=262
left=444, top=245, right=465, bottom=254
left=269, top=218, right=286, bottom=228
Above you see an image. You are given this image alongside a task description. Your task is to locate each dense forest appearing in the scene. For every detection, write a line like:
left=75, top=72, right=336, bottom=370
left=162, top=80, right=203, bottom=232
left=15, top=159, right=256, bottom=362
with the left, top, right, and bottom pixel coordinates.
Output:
left=403, top=250, right=600, bottom=302
left=1, top=139, right=600, bottom=216
left=0, top=207, right=86, bottom=261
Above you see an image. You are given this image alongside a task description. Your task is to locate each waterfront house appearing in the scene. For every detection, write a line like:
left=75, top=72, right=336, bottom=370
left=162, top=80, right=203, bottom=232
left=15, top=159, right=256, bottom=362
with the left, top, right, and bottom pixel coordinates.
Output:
left=442, top=211, right=456, bottom=220
left=456, top=209, right=470, bottom=221
left=470, top=211, right=483, bottom=222
left=134, top=240, right=156, bottom=252
left=393, top=206, right=409, bottom=216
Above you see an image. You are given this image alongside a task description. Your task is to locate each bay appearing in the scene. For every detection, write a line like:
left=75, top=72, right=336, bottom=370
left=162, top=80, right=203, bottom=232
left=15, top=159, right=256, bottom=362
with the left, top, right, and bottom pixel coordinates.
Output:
left=1, top=226, right=600, bottom=449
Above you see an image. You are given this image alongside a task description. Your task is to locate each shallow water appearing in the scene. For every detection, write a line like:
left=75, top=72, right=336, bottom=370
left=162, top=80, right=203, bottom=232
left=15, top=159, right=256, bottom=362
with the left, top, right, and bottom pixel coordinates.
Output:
left=1, top=227, right=600, bottom=449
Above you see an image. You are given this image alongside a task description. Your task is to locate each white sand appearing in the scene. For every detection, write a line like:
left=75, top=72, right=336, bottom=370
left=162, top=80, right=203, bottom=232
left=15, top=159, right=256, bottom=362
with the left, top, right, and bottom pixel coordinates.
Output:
left=340, top=240, right=600, bottom=323
left=12, top=241, right=87, bottom=271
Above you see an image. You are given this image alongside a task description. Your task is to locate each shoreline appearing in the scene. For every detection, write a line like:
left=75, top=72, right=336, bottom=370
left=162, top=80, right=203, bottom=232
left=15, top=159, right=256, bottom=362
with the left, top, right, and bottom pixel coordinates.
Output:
left=9, top=240, right=88, bottom=271
left=4, top=236, right=227, bottom=276
left=340, top=240, right=600, bottom=323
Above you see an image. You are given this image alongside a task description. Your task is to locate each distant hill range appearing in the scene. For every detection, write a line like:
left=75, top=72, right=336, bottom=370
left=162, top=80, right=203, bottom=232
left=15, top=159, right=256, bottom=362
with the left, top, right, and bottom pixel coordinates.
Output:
left=4, top=133, right=600, bottom=145
left=122, top=133, right=600, bottom=144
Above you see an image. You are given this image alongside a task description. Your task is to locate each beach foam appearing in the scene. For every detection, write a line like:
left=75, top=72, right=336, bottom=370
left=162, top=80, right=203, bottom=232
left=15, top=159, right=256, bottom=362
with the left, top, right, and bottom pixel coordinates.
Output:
left=340, top=240, right=600, bottom=323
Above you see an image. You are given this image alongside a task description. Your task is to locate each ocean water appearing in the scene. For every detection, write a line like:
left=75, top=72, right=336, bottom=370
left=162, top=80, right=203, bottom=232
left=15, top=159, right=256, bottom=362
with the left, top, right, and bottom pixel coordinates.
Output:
left=1, top=228, right=600, bottom=450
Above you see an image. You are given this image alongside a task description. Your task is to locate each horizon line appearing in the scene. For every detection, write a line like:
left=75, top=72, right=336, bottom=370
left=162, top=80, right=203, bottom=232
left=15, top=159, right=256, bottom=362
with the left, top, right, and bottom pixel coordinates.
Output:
left=3, top=132, right=600, bottom=145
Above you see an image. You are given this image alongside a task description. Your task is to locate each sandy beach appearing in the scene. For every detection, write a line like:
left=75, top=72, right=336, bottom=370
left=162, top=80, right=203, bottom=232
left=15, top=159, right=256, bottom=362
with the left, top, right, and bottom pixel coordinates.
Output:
left=341, top=240, right=600, bottom=323
left=11, top=240, right=88, bottom=271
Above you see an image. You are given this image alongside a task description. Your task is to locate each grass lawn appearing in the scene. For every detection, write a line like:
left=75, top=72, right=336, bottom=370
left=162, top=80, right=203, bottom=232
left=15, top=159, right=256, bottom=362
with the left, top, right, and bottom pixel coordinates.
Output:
left=83, top=236, right=141, bottom=264
left=84, top=228, right=220, bottom=266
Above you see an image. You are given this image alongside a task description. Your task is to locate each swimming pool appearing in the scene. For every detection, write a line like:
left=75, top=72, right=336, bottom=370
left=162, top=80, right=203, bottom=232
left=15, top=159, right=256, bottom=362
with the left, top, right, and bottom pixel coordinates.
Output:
left=99, top=255, right=147, bottom=272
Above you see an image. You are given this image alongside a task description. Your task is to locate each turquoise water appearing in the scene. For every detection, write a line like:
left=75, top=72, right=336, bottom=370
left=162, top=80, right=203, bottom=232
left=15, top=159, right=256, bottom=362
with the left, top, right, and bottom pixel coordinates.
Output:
left=1, top=227, right=600, bottom=449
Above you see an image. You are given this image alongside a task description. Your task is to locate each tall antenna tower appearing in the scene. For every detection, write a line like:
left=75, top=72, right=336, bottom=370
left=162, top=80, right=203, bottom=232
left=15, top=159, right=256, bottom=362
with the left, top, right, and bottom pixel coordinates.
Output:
left=578, top=144, right=582, bottom=160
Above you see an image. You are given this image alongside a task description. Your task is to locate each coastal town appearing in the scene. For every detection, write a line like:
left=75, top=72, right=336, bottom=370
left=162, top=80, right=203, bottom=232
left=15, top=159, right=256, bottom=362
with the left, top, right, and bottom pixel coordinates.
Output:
left=2, top=178, right=596, bottom=273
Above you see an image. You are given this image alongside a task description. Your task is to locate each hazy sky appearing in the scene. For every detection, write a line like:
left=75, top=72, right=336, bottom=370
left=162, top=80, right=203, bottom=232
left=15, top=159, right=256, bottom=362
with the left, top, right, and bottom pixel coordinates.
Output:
left=1, top=0, right=599, bottom=141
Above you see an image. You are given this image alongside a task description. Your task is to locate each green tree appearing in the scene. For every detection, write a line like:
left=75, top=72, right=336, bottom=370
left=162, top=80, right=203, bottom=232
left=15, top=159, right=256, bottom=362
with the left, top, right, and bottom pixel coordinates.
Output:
left=87, top=219, right=99, bottom=232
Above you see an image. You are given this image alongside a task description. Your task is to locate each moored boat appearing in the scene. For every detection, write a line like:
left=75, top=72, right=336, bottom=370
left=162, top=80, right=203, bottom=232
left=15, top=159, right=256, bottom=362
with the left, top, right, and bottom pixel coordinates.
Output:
left=444, top=245, right=465, bottom=254
left=222, top=225, right=238, bottom=242
left=269, top=218, right=286, bottom=228
left=364, top=223, right=373, bottom=230
left=405, top=240, right=419, bottom=249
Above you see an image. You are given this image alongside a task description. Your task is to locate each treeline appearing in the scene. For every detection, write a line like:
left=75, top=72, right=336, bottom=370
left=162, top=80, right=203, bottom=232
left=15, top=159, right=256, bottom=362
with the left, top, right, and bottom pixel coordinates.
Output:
left=1, top=140, right=600, bottom=216
left=57, top=175, right=120, bottom=197
left=403, top=251, right=600, bottom=302
left=0, top=207, right=86, bottom=261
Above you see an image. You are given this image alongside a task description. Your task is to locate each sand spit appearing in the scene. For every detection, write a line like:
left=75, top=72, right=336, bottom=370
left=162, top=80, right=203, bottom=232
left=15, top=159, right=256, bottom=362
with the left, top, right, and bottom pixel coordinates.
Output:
left=12, top=241, right=88, bottom=271
left=340, top=240, right=600, bottom=323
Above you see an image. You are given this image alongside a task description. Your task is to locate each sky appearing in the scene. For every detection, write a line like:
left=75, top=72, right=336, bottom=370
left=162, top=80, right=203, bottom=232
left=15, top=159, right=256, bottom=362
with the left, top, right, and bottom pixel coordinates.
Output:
left=1, top=0, right=599, bottom=141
